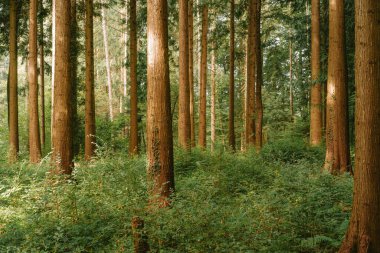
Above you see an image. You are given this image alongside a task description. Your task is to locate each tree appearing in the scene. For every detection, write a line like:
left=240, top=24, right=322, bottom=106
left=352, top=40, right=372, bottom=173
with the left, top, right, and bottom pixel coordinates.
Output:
left=339, top=0, right=380, bottom=251
left=189, top=0, right=195, bottom=147
left=210, top=41, right=216, bottom=152
left=71, top=0, right=79, bottom=155
left=228, top=0, right=235, bottom=150
left=198, top=4, right=208, bottom=149
left=245, top=0, right=255, bottom=147
left=52, top=0, right=73, bottom=174
left=324, top=0, right=351, bottom=173
left=129, top=0, right=138, bottom=155
left=310, top=0, right=322, bottom=146
left=8, top=0, right=19, bottom=162
left=85, top=0, right=96, bottom=161
left=254, top=0, right=263, bottom=151
left=39, top=0, right=45, bottom=148
left=178, top=0, right=191, bottom=149
left=28, top=0, right=42, bottom=163
left=146, top=0, right=174, bottom=206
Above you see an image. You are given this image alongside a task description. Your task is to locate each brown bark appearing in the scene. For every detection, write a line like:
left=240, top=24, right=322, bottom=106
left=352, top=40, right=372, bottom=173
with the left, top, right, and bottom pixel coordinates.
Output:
left=228, top=0, right=235, bottom=150
left=28, top=0, right=42, bottom=163
left=210, top=43, right=216, bottom=152
left=8, top=0, right=19, bottom=162
left=198, top=5, right=208, bottom=149
left=178, top=0, right=191, bottom=150
left=339, top=0, right=380, bottom=251
left=129, top=0, right=138, bottom=155
left=245, top=0, right=255, bottom=147
left=147, top=0, right=174, bottom=207
left=52, top=0, right=73, bottom=174
left=131, top=217, right=149, bottom=253
left=85, top=0, right=96, bottom=161
left=51, top=0, right=55, bottom=146
left=71, top=0, right=79, bottom=156
left=324, top=0, right=351, bottom=173
left=310, top=0, right=322, bottom=146
left=39, top=3, right=45, bottom=148
left=189, top=0, right=195, bottom=147
left=254, top=0, right=263, bottom=151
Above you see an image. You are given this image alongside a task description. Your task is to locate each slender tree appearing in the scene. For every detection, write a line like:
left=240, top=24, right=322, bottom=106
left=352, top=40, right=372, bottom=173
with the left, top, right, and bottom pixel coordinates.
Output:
left=339, top=0, right=380, bottom=251
left=28, top=0, right=42, bottom=163
left=229, top=0, right=236, bottom=150
left=52, top=0, right=73, bottom=174
left=310, top=0, right=322, bottom=146
left=146, top=0, right=174, bottom=206
left=324, top=0, right=351, bottom=173
left=245, top=0, right=255, bottom=146
left=198, top=5, right=208, bottom=149
left=39, top=0, right=46, bottom=148
left=178, top=0, right=191, bottom=149
left=189, top=0, right=195, bottom=147
left=123, top=0, right=128, bottom=112
left=254, top=0, right=263, bottom=150
left=51, top=0, right=55, bottom=145
left=8, top=0, right=19, bottom=162
left=289, top=39, right=294, bottom=120
left=129, top=0, right=138, bottom=155
left=85, top=0, right=96, bottom=160
left=210, top=42, right=216, bottom=152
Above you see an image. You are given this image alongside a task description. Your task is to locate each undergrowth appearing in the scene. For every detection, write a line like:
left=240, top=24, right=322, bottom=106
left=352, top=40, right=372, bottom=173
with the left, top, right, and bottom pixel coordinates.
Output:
left=0, top=137, right=353, bottom=252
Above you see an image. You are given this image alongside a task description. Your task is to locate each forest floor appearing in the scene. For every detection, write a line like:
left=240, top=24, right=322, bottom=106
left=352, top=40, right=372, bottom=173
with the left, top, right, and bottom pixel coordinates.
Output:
left=0, top=137, right=352, bottom=253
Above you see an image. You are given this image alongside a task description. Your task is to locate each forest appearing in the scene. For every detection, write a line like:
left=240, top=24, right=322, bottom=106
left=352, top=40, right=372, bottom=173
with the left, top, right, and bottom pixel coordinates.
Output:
left=0, top=0, right=379, bottom=252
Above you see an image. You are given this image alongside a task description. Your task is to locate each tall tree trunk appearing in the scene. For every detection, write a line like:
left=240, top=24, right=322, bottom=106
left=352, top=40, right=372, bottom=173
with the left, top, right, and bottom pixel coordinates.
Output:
left=289, top=40, right=294, bottom=121
left=189, top=0, right=195, bottom=147
left=85, top=0, right=96, bottom=161
left=241, top=39, right=247, bottom=151
left=198, top=5, right=208, bottom=149
left=28, top=0, right=42, bottom=163
left=228, top=0, right=235, bottom=150
left=147, top=0, right=174, bottom=207
left=310, top=0, right=322, bottom=146
left=324, top=0, right=351, bottom=173
left=123, top=0, right=128, bottom=112
left=39, top=15, right=45, bottom=148
left=129, top=0, right=138, bottom=155
left=71, top=0, right=79, bottom=156
left=101, top=2, right=114, bottom=122
left=339, top=1, right=380, bottom=251
left=51, top=0, right=55, bottom=146
left=210, top=43, right=216, bottom=152
left=254, top=0, right=263, bottom=151
left=178, top=0, right=191, bottom=149
left=9, top=0, right=19, bottom=162
left=245, top=0, right=255, bottom=147
left=52, top=0, right=73, bottom=174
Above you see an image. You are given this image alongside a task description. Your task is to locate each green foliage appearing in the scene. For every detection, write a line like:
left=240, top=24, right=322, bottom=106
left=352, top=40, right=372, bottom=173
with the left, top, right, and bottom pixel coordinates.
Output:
left=0, top=138, right=352, bottom=252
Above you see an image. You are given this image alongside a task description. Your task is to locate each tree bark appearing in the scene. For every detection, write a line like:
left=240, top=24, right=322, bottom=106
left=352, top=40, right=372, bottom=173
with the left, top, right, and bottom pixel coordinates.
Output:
left=85, top=0, right=96, bottom=161
left=71, top=0, right=79, bottom=156
left=210, top=43, right=216, bottom=152
left=339, top=0, right=380, bottom=251
left=123, top=0, right=128, bottom=111
left=39, top=1, right=45, bottom=148
left=129, top=0, right=139, bottom=155
left=189, top=0, right=195, bottom=147
left=147, top=0, right=174, bottom=207
left=51, top=0, right=55, bottom=146
left=178, top=0, right=191, bottom=150
left=245, top=0, right=255, bottom=147
left=9, top=0, right=19, bottom=162
left=101, top=1, right=114, bottom=122
left=254, top=0, right=263, bottom=151
left=198, top=5, right=208, bottom=149
left=310, top=0, right=322, bottom=146
left=324, top=0, right=351, bottom=173
left=289, top=40, right=294, bottom=121
left=52, top=0, right=73, bottom=174
left=228, top=0, right=235, bottom=150
left=28, top=0, right=42, bottom=163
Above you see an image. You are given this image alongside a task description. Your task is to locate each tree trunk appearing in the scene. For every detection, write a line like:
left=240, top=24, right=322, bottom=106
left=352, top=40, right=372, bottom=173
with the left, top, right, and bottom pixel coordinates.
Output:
left=254, top=0, right=263, bottom=151
left=210, top=43, right=216, bottom=152
left=52, top=0, right=73, bottom=174
left=339, top=0, right=380, bottom=251
left=51, top=0, right=55, bottom=146
left=101, top=2, right=114, bottom=122
left=129, top=0, right=139, bottom=155
left=241, top=39, right=247, bottom=151
left=228, top=0, right=235, bottom=150
left=28, top=0, right=42, bottom=163
left=147, top=0, right=174, bottom=207
left=39, top=1, right=45, bottom=148
left=71, top=0, right=79, bottom=156
left=289, top=40, right=294, bottom=121
left=189, top=0, right=195, bottom=147
left=85, top=0, right=96, bottom=161
left=123, top=0, right=128, bottom=111
left=198, top=5, right=208, bottom=149
left=178, top=0, right=191, bottom=150
left=245, top=0, right=255, bottom=147
left=324, top=0, right=351, bottom=173
left=8, top=0, right=19, bottom=162
left=310, top=0, right=322, bottom=146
